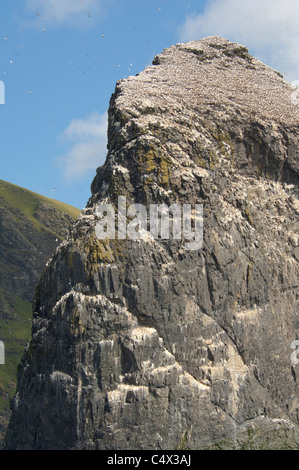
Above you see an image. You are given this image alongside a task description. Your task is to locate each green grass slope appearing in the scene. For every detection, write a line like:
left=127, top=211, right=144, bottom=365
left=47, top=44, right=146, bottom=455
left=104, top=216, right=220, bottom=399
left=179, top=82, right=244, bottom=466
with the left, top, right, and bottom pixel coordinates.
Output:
left=0, top=179, right=80, bottom=231
left=0, top=180, right=81, bottom=440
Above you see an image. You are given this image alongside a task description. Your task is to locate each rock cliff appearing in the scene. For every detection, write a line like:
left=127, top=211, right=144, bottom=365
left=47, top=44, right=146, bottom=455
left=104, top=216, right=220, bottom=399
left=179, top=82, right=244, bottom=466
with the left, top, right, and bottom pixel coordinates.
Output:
left=4, top=37, right=299, bottom=450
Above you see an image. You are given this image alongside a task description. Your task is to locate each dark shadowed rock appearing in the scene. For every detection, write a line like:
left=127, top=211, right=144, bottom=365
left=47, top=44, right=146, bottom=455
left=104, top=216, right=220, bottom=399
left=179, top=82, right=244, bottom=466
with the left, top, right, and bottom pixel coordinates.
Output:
left=4, top=37, right=299, bottom=450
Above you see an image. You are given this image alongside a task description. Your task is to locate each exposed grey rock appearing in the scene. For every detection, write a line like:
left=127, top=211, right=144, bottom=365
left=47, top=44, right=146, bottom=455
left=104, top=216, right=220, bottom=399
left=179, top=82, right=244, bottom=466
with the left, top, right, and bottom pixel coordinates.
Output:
left=4, top=36, right=299, bottom=450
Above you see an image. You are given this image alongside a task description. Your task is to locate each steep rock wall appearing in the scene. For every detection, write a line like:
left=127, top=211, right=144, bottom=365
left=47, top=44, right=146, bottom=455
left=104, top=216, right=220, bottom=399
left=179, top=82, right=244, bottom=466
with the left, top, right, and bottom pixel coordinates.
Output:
left=4, top=37, right=299, bottom=450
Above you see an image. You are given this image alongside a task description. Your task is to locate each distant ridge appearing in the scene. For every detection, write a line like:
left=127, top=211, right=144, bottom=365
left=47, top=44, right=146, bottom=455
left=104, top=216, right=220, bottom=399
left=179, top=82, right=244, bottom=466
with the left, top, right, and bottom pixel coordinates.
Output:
left=0, top=179, right=80, bottom=224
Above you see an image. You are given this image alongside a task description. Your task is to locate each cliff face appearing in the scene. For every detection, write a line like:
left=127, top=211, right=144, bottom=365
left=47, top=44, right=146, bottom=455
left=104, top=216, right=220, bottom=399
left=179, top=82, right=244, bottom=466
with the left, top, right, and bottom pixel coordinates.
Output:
left=4, top=37, right=299, bottom=450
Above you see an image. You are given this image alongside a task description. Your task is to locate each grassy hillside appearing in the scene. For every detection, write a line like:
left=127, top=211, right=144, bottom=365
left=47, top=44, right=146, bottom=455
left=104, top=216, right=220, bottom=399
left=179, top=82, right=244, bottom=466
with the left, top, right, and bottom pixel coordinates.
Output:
left=0, top=180, right=80, bottom=231
left=0, top=180, right=81, bottom=439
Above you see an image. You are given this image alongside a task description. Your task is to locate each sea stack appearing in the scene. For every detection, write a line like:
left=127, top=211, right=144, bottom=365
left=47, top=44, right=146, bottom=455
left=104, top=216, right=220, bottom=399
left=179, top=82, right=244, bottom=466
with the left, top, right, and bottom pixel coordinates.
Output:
left=5, top=37, right=299, bottom=450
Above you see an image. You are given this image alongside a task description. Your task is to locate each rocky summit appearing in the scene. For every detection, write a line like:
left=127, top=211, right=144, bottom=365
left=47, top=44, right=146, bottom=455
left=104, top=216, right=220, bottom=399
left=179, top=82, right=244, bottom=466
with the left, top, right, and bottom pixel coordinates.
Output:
left=4, top=37, right=299, bottom=450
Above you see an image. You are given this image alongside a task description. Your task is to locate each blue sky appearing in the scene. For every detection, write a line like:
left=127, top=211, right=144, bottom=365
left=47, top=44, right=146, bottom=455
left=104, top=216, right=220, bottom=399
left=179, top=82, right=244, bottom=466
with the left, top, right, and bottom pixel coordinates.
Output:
left=1, top=0, right=299, bottom=209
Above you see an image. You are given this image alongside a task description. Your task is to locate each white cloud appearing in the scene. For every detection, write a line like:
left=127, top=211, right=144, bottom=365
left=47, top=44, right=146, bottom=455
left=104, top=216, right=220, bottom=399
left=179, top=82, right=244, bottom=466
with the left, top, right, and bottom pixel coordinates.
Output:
left=63, top=111, right=107, bottom=141
left=57, top=111, right=108, bottom=182
left=179, top=0, right=299, bottom=81
left=26, top=0, right=107, bottom=28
